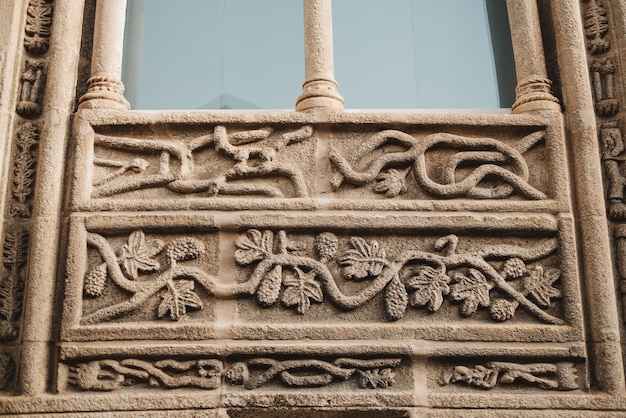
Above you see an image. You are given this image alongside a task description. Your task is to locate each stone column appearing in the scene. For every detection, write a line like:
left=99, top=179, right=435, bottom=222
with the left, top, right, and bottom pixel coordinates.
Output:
left=295, top=0, right=344, bottom=112
left=506, top=0, right=560, bottom=113
left=78, top=0, right=130, bottom=110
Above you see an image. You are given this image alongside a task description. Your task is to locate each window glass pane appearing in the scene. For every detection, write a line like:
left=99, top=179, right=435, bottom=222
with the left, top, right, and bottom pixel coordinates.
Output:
left=122, top=0, right=304, bottom=110
left=333, top=0, right=516, bottom=109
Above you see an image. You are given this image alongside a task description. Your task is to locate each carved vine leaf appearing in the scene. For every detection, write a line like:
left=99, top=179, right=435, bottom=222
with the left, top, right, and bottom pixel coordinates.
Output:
left=521, top=266, right=561, bottom=307
left=118, top=231, right=164, bottom=280
left=234, top=229, right=273, bottom=265
left=157, top=279, right=203, bottom=321
left=450, top=269, right=493, bottom=317
left=280, top=267, right=323, bottom=314
left=406, top=266, right=451, bottom=312
left=339, top=237, right=387, bottom=281
left=357, top=368, right=396, bottom=389
left=374, top=169, right=407, bottom=197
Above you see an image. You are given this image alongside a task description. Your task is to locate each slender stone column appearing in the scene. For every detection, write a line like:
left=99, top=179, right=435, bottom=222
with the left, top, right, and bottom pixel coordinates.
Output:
left=506, top=0, right=560, bottom=113
left=552, top=0, right=625, bottom=395
left=295, top=0, right=344, bottom=112
left=78, top=0, right=130, bottom=110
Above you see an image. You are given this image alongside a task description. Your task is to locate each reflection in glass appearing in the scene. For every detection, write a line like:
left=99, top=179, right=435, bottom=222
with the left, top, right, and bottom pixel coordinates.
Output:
left=122, top=0, right=304, bottom=109
left=333, top=0, right=516, bottom=109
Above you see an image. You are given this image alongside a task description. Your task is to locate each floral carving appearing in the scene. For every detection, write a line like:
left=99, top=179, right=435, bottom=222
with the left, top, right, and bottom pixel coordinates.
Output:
left=0, top=226, right=28, bottom=341
left=82, top=232, right=209, bottom=324
left=91, top=125, right=313, bottom=199
left=338, top=237, right=387, bottom=280
left=450, top=269, right=493, bottom=317
left=9, top=123, right=40, bottom=218
left=280, top=267, right=323, bottom=314
left=68, top=357, right=401, bottom=392
left=440, top=361, right=579, bottom=391
left=406, top=266, right=451, bottom=313
left=330, top=130, right=547, bottom=200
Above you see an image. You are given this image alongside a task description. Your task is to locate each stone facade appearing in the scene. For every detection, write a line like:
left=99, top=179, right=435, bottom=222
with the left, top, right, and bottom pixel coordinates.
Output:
left=1, top=0, right=626, bottom=416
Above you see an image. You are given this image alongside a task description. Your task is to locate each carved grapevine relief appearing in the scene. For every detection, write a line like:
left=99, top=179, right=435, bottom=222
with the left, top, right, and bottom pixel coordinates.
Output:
left=235, top=230, right=563, bottom=324
left=330, top=130, right=547, bottom=200
left=24, top=0, right=54, bottom=55
left=0, top=227, right=28, bottom=341
left=82, top=231, right=208, bottom=324
left=91, top=125, right=313, bottom=199
left=440, top=362, right=578, bottom=391
left=82, top=229, right=563, bottom=325
left=67, top=357, right=401, bottom=391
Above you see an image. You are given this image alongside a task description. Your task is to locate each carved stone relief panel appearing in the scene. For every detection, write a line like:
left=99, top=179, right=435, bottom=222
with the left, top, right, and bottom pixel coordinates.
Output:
left=70, top=112, right=570, bottom=213
left=60, top=210, right=582, bottom=345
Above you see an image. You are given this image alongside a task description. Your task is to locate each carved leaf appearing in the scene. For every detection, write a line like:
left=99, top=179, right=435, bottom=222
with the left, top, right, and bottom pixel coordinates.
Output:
left=521, top=266, right=561, bottom=307
left=339, top=237, right=387, bottom=280
left=119, top=231, right=164, bottom=279
left=406, top=266, right=450, bottom=312
left=256, top=265, right=283, bottom=306
left=0, top=353, right=16, bottom=391
left=450, top=269, right=493, bottom=317
left=281, top=267, right=323, bottom=314
left=374, top=169, right=407, bottom=197
left=25, top=1, right=53, bottom=37
left=234, top=229, right=273, bottom=265
left=157, top=279, right=203, bottom=321
left=2, top=227, right=28, bottom=267
left=357, top=368, right=396, bottom=389
left=384, top=276, right=408, bottom=321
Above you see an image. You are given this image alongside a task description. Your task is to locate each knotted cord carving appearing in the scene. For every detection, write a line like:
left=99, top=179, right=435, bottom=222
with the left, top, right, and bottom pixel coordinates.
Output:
left=67, top=357, right=401, bottom=391
left=330, top=130, right=547, bottom=200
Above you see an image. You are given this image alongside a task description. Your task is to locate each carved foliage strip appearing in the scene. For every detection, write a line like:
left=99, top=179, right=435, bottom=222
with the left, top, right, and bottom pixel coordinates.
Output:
left=440, top=361, right=579, bottom=391
left=80, top=228, right=564, bottom=325
left=67, top=356, right=402, bottom=392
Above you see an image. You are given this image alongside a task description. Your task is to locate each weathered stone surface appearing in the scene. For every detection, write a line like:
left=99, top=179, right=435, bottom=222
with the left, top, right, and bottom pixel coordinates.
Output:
left=1, top=0, right=626, bottom=415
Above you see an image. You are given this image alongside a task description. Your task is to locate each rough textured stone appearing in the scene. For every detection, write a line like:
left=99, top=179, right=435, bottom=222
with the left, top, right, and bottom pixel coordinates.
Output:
left=1, top=0, right=626, bottom=416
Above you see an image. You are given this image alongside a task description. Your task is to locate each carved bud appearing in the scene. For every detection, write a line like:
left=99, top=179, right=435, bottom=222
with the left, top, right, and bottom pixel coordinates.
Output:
left=256, top=265, right=283, bottom=306
left=84, top=263, right=107, bottom=298
left=314, top=232, right=338, bottom=262
left=385, top=276, right=408, bottom=321
left=166, top=237, right=206, bottom=264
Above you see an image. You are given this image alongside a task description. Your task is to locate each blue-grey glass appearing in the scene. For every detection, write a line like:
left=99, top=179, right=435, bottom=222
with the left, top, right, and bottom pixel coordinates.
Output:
left=333, top=0, right=516, bottom=108
left=122, top=0, right=304, bottom=109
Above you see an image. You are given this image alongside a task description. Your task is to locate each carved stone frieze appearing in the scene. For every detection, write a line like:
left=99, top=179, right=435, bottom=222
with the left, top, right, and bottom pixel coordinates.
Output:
left=65, top=356, right=402, bottom=392
left=61, top=212, right=581, bottom=343
left=24, top=0, right=54, bottom=55
left=16, top=59, right=46, bottom=118
left=439, top=361, right=579, bottom=391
